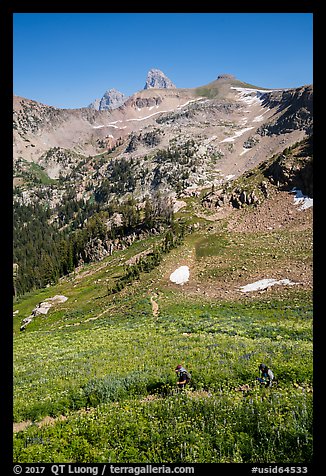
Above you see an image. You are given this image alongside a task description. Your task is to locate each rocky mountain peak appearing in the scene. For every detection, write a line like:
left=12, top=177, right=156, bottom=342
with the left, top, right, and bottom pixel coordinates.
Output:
left=144, top=68, right=176, bottom=90
left=89, top=88, right=128, bottom=111
left=88, top=98, right=101, bottom=110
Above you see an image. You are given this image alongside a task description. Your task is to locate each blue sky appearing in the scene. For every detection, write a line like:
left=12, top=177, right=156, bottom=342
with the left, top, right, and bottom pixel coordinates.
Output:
left=13, top=13, right=313, bottom=109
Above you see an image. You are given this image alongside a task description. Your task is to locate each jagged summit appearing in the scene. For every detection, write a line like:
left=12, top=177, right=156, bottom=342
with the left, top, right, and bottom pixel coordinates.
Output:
left=144, top=68, right=176, bottom=90
left=89, top=88, right=128, bottom=111
left=88, top=98, right=101, bottom=110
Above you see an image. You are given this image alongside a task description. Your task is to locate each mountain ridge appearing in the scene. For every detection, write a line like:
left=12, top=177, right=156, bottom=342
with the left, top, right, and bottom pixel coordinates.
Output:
left=14, top=69, right=308, bottom=111
left=13, top=78, right=313, bottom=185
left=86, top=68, right=176, bottom=112
left=13, top=69, right=313, bottom=225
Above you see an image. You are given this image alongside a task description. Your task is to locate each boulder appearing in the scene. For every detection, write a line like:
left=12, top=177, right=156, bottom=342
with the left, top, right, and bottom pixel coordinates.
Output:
left=20, top=295, right=68, bottom=331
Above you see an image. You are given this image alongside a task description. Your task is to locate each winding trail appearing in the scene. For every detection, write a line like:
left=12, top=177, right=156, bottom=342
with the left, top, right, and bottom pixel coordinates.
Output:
left=150, top=294, right=159, bottom=317
left=13, top=415, right=67, bottom=433
left=13, top=390, right=213, bottom=433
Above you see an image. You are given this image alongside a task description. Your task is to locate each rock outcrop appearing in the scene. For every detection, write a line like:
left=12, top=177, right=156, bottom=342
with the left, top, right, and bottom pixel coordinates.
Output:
left=216, top=74, right=236, bottom=81
left=20, top=295, right=68, bottom=331
left=128, top=96, right=163, bottom=109
left=202, top=187, right=261, bottom=210
left=264, top=136, right=313, bottom=197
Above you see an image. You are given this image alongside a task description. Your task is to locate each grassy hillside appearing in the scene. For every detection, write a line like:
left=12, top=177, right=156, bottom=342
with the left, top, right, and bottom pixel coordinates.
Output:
left=13, top=187, right=313, bottom=463
left=194, top=77, right=269, bottom=99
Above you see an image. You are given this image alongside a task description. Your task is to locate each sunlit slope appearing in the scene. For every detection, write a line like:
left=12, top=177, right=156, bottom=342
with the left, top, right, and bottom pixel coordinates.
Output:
left=13, top=178, right=312, bottom=462
left=194, top=74, right=269, bottom=99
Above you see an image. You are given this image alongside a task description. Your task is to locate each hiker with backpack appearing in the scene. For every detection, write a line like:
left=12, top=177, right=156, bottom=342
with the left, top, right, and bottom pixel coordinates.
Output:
left=175, top=364, right=191, bottom=390
left=257, top=363, right=274, bottom=387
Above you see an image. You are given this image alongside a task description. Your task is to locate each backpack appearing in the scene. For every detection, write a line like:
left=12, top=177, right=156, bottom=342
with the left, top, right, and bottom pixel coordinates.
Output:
left=183, top=370, right=192, bottom=383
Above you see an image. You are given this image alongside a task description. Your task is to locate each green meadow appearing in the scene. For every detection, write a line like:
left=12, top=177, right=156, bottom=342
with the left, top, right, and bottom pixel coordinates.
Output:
left=13, top=211, right=313, bottom=463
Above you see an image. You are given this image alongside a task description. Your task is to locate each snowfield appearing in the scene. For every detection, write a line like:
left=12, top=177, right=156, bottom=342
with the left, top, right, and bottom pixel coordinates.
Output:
left=240, top=278, right=297, bottom=293
left=230, top=87, right=268, bottom=106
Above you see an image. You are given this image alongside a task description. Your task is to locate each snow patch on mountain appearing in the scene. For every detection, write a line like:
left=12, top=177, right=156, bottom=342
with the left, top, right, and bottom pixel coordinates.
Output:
left=290, top=188, right=313, bottom=210
left=220, top=127, right=254, bottom=143
left=240, top=278, right=297, bottom=293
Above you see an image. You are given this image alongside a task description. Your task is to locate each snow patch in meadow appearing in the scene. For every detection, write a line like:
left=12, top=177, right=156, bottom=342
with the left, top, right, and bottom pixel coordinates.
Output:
left=170, top=266, right=190, bottom=285
left=290, top=188, right=313, bottom=210
left=240, top=279, right=297, bottom=293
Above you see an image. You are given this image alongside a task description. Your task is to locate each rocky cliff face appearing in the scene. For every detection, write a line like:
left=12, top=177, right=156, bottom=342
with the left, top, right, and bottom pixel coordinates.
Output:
left=144, top=68, right=176, bottom=90
left=264, top=136, right=313, bottom=197
left=89, top=88, right=128, bottom=110
left=258, top=85, right=313, bottom=136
